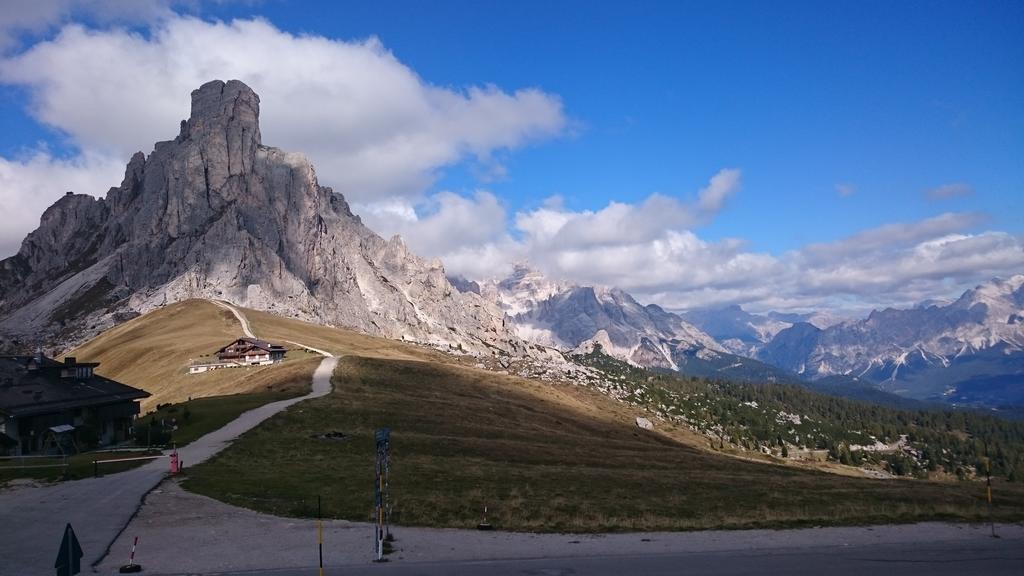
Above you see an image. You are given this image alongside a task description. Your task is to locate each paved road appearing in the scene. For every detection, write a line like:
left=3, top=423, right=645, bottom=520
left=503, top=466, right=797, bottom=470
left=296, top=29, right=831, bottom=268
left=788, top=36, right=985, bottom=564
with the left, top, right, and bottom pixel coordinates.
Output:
left=0, top=306, right=337, bottom=576
left=180, top=537, right=1024, bottom=576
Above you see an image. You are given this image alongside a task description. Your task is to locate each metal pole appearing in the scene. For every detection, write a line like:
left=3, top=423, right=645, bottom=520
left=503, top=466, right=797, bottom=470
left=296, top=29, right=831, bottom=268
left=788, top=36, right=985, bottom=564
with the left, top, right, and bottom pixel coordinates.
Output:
left=378, top=465, right=384, bottom=560
left=384, top=436, right=391, bottom=540
left=987, top=457, right=995, bottom=538
left=318, top=495, right=324, bottom=576
left=66, top=526, right=71, bottom=576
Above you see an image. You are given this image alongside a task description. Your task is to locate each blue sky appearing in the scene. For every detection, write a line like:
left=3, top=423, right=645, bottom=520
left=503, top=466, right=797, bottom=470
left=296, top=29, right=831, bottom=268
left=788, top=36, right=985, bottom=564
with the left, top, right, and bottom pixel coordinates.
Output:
left=0, top=1, right=1021, bottom=313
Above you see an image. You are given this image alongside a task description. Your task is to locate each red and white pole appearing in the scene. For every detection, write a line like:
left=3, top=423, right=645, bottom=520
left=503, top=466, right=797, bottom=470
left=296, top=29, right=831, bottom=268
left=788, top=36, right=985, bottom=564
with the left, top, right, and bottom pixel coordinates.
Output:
left=118, top=536, right=142, bottom=573
left=128, top=537, right=138, bottom=565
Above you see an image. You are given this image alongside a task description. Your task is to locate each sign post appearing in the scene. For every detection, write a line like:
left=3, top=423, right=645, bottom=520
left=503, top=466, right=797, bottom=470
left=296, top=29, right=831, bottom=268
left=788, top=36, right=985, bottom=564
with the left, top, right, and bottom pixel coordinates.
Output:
left=985, top=454, right=997, bottom=538
left=374, top=427, right=391, bottom=562
left=54, top=523, right=83, bottom=576
left=317, top=495, right=324, bottom=576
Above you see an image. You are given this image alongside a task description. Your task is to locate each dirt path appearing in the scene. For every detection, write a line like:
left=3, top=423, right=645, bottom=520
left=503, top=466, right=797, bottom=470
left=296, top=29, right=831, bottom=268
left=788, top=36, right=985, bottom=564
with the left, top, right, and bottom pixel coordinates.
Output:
left=0, top=305, right=337, bottom=576
left=210, top=299, right=334, bottom=359
left=211, top=299, right=256, bottom=339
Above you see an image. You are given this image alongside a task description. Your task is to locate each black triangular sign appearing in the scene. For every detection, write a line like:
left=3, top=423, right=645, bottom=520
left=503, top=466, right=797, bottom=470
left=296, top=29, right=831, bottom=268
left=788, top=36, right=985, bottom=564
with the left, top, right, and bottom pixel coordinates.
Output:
left=54, top=523, right=83, bottom=576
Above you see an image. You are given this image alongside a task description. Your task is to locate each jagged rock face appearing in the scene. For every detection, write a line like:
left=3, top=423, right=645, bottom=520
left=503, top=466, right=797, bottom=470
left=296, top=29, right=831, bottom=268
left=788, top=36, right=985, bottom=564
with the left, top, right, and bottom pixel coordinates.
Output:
left=479, top=266, right=723, bottom=370
left=757, top=276, right=1024, bottom=404
left=0, top=80, right=521, bottom=355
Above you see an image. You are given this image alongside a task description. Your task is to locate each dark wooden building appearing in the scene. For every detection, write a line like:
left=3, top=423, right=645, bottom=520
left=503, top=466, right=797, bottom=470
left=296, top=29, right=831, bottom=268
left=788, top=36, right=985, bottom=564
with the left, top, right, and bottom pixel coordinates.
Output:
left=0, top=354, right=150, bottom=455
left=215, top=338, right=286, bottom=366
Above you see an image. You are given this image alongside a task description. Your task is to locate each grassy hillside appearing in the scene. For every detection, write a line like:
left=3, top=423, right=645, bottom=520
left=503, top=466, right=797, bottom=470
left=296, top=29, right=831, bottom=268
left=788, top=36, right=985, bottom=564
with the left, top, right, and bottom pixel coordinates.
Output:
left=183, top=355, right=1024, bottom=532
left=65, top=300, right=321, bottom=410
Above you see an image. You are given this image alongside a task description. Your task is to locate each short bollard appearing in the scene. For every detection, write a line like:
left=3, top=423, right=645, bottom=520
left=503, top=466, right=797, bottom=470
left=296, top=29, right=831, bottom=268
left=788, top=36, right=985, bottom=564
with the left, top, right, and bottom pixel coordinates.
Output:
left=119, top=536, right=142, bottom=573
left=477, top=506, right=493, bottom=530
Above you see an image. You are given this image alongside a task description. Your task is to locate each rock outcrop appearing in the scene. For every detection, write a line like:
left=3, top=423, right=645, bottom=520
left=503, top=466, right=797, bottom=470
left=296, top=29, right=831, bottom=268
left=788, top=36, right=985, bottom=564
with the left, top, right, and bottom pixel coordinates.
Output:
left=0, top=80, right=521, bottom=355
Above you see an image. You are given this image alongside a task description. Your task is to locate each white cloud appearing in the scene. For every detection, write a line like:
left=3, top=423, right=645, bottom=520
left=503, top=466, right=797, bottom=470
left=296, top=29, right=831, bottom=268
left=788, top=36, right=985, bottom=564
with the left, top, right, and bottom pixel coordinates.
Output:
left=0, top=18, right=565, bottom=195
left=0, top=0, right=186, bottom=52
left=360, top=191, right=509, bottom=259
left=925, top=182, right=973, bottom=200
left=798, top=212, right=987, bottom=266
left=516, top=168, right=741, bottom=250
left=368, top=176, right=1023, bottom=314
left=696, top=168, right=741, bottom=212
left=0, top=15, right=566, bottom=256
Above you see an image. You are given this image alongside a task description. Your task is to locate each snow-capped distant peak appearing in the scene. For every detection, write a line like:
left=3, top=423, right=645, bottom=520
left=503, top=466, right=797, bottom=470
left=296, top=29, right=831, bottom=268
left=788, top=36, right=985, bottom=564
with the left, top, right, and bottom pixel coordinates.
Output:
left=475, top=266, right=725, bottom=370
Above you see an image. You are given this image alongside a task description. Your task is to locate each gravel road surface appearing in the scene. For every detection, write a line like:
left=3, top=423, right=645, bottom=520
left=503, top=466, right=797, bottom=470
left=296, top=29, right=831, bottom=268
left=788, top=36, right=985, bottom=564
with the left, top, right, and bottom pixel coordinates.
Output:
left=95, top=480, right=1024, bottom=575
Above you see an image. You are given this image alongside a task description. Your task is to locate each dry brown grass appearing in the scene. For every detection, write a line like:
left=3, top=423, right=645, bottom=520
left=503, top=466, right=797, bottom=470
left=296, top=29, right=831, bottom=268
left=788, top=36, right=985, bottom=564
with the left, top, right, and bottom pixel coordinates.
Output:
left=65, top=300, right=320, bottom=410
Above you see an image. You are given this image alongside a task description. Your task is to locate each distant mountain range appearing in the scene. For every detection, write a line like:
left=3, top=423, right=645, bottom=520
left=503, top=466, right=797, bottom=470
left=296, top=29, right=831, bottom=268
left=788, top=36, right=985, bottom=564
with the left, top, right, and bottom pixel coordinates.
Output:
left=476, top=264, right=724, bottom=370
left=678, top=305, right=844, bottom=357
left=457, top=266, right=1024, bottom=409
left=756, top=275, right=1024, bottom=407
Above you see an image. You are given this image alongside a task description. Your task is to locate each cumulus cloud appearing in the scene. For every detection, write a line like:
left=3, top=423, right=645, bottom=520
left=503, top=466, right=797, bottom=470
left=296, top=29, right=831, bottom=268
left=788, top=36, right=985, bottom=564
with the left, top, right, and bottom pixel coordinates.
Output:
left=925, top=182, right=974, bottom=200
left=0, top=15, right=566, bottom=256
left=0, top=0, right=187, bottom=52
left=359, top=191, right=509, bottom=260
left=372, top=175, right=1023, bottom=314
left=696, top=168, right=741, bottom=212
left=798, top=212, right=987, bottom=266
left=518, top=168, right=740, bottom=250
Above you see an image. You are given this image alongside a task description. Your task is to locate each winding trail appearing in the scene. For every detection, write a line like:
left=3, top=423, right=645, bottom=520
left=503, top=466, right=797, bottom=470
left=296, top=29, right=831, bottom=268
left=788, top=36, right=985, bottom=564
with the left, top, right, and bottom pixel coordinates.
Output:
left=212, top=299, right=256, bottom=339
left=0, top=302, right=337, bottom=575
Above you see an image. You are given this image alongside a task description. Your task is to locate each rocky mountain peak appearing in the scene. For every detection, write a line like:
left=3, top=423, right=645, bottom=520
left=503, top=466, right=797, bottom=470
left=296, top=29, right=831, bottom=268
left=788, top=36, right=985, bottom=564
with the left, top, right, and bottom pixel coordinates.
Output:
left=0, top=79, right=523, bottom=357
left=180, top=79, right=261, bottom=146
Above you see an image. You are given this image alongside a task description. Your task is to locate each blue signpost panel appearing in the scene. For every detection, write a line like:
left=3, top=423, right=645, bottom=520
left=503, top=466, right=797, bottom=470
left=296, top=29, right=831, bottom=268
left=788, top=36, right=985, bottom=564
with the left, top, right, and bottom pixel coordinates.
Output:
left=54, top=523, right=83, bottom=576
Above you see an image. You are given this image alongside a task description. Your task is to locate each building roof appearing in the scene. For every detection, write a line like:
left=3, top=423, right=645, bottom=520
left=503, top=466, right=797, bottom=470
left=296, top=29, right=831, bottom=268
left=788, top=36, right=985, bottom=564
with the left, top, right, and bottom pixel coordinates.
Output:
left=0, top=356, right=150, bottom=418
left=216, top=337, right=286, bottom=354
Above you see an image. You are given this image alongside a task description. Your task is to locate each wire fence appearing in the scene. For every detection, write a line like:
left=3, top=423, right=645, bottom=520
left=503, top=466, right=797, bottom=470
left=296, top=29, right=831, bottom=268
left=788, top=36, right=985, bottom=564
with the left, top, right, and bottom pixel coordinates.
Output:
left=0, top=454, right=68, bottom=470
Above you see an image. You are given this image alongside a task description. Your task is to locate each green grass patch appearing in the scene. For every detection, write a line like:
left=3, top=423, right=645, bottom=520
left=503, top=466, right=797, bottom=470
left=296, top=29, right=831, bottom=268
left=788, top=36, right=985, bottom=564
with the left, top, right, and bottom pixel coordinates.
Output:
left=0, top=450, right=162, bottom=484
left=183, top=356, right=1024, bottom=532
